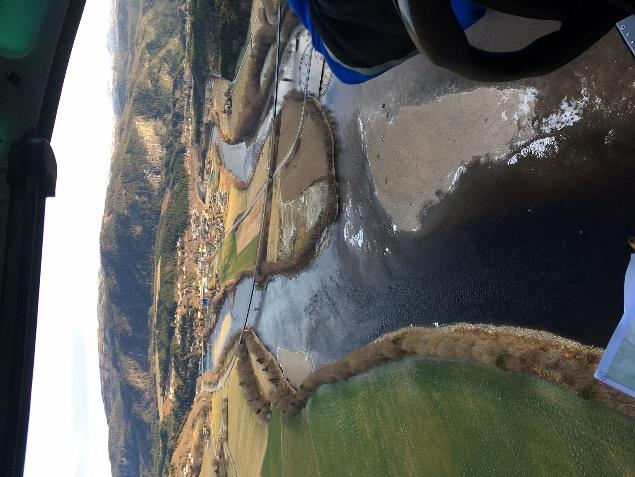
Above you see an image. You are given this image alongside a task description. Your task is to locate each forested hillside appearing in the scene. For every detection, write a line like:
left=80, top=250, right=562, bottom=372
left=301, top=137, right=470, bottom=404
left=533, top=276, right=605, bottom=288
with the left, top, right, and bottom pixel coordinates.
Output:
left=99, top=0, right=185, bottom=475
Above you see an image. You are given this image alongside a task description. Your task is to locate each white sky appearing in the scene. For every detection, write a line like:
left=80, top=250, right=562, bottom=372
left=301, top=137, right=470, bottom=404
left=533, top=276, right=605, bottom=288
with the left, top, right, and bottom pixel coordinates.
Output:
left=24, top=1, right=113, bottom=476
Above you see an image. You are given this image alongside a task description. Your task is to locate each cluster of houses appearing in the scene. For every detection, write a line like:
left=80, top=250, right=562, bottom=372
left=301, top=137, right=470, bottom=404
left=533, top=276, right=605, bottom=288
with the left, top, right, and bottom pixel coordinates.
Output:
left=171, top=180, right=230, bottom=378
left=191, top=191, right=227, bottom=297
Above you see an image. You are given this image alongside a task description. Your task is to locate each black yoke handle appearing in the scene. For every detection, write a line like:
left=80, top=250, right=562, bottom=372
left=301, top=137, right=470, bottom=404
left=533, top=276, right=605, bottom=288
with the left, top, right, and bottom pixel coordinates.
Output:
left=401, top=0, right=624, bottom=81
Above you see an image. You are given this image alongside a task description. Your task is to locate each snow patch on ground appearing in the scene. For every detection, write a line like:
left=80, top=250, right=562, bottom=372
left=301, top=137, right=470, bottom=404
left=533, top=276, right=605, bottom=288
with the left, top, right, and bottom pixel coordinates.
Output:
left=352, top=228, right=364, bottom=248
left=508, top=137, right=559, bottom=164
left=522, top=137, right=559, bottom=158
left=343, top=197, right=365, bottom=251
left=357, top=116, right=368, bottom=156
left=496, top=86, right=537, bottom=127
left=503, top=82, right=595, bottom=166
left=513, top=87, right=538, bottom=121
left=541, top=86, right=590, bottom=133
left=450, top=163, right=468, bottom=190
left=344, top=221, right=365, bottom=250
left=448, top=87, right=540, bottom=190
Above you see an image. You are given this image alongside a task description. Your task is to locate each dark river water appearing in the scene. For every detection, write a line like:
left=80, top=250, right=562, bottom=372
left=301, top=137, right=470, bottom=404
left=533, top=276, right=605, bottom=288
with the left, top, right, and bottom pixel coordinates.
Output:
left=205, top=28, right=635, bottom=372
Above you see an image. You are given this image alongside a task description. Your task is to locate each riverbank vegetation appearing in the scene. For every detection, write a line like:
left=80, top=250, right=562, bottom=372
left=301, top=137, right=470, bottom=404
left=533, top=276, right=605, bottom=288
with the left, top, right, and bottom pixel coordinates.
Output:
left=254, top=323, right=635, bottom=418
left=201, top=323, right=635, bottom=421
left=187, top=0, right=252, bottom=141
left=186, top=0, right=216, bottom=141
left=154, top=144, right=190, bottom=391
left=208, top=0, right=298, bottom=144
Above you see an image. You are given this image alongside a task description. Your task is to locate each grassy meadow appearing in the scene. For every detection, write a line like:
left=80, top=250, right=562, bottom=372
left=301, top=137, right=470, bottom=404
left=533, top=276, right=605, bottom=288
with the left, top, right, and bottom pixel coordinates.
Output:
left=261, top=359, right=635, bottom=476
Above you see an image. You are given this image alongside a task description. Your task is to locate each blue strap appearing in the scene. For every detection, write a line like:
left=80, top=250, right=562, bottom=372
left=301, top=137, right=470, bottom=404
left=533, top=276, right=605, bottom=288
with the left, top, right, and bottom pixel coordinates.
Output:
left=288, top=0, right=486, bottom=84
left=451, top=0, right=487, bottom=30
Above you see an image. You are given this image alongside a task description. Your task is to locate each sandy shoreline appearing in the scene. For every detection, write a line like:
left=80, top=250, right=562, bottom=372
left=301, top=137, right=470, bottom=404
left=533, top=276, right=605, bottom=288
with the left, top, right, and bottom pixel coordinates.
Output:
left=362, top=86, right=538, bottom=231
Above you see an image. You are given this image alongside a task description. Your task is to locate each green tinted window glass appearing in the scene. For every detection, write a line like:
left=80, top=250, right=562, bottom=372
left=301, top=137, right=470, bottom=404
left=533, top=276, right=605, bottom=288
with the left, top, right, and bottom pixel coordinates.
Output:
left=0, top=0, right=52, bottom=58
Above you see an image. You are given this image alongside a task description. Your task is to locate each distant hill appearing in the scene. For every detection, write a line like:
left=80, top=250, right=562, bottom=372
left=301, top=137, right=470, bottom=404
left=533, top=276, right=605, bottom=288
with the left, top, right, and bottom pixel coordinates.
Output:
left=98, top=0, right=185, bottom=475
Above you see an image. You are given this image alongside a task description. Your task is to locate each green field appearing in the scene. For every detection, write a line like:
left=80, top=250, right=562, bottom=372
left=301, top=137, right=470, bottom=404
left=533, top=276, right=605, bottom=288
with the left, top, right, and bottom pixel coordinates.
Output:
left=261, top=408, right=282, bottom=476
left=218, top=233, right=258, bottom=283
left=207, top=163, right=219, bottom=195
left=262, top=359, right=635, bottom=477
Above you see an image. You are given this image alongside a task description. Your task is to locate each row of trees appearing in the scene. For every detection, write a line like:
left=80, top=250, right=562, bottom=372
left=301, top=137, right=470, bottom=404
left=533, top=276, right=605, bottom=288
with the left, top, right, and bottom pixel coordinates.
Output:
left=153, top=141, right=189, bottom=390
left=187, top=0, right=251, bottom=140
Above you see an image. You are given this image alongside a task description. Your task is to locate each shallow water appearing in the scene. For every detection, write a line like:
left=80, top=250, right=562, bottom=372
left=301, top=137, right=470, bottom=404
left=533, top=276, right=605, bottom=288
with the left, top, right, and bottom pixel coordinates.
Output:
left=204, top=278, right=255, bottom=371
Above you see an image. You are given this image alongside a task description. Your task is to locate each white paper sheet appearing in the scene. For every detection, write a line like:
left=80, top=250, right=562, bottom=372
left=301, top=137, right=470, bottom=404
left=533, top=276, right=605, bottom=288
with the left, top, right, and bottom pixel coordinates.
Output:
left=595, top=254, right=635, bottom=398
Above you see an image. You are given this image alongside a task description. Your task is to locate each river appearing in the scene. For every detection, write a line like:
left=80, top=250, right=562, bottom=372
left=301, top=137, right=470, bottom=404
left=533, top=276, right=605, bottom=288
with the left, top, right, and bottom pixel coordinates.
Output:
left=206, top=14, right=635, bottom=372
